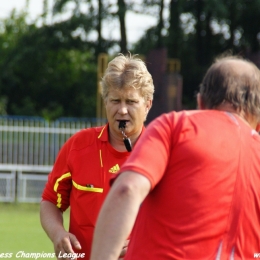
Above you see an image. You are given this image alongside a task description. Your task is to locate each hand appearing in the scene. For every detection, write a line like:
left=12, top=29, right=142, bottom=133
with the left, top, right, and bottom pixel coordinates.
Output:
left=118, top=240, right=129, bottom=259
left=53, top=230, right=81, bottom=260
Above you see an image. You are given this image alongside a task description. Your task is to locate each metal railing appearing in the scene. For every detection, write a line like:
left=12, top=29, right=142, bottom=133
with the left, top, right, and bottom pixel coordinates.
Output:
left=0, top=116, right=106, bottom=202
left=0, top=116, right=106, bottom=166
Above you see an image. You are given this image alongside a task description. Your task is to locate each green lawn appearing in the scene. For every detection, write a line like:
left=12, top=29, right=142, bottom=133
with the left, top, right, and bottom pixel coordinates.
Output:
left=0, top=202, right=69, bottom=259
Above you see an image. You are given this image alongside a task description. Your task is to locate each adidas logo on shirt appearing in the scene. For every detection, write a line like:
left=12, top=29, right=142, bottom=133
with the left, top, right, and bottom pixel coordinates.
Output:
left=109, top=164, right=120, bottom=174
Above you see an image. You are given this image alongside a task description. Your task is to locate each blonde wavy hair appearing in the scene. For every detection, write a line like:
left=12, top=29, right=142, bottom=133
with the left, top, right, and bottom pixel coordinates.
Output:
left=101, top=54, right=154, bottom=102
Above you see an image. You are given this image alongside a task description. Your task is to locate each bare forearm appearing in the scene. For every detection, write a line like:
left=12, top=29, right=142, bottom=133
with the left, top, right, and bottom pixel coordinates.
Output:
left=40, top=200, right=65, bottom=242
left=40, top=200, right=81, bottom=255
left=91, top=187, right=139, bottom=259
left=90, top=171, right=151, bottom=260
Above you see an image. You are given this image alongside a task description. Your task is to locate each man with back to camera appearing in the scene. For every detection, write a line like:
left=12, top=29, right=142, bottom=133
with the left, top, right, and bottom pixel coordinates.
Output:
left=90, top=55, right=260, bottom=260
left=40, top=53, right=154, bottom=259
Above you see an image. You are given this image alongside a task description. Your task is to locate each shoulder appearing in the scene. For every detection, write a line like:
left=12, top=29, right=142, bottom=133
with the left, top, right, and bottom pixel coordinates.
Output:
left=66, top=125, right=106, bottom=149
left=149, top=110, right=198, bottom=128
left=163, top=110, right=224, bottom=126
left=147, top=110, right=216, bottom=139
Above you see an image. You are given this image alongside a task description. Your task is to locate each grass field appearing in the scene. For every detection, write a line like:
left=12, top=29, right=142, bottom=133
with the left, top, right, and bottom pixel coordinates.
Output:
left=0, top=202, right=69, bottom=259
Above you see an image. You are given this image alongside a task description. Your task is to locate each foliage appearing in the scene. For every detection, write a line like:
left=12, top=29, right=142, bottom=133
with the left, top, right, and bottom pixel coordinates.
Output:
left=1, top=0, right=260, bottom=115
left=0, top=10, right=97, bottom=120
left=141, top=0, right=259, bottom=107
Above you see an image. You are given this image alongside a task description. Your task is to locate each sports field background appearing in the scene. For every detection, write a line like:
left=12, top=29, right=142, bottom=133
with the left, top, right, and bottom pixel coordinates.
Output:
left=0, top=202, right=69, bottom=258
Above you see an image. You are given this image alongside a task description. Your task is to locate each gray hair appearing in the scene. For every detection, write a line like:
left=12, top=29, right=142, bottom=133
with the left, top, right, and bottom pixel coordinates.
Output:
left=199, top=55, right=260, bottom=119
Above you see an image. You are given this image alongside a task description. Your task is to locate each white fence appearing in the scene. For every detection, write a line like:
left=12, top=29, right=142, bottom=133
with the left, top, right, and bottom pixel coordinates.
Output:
left=0, top=171, right=16, bottom=202
left=0, top=116, right=106, bottom=202
left=17, top=171, right=50, bottom=203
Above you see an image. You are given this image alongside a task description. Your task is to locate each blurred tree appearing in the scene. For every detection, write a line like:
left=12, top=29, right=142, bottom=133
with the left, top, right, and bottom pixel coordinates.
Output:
left=117, top=0, right=128, bottom=53
left=53, top=0, right=129, bottom=54
left=53, top=0, right=114, bottom=55
left=132, top=0, right=167, bottom=53
left=134, top=0, right=260, bottom=108
left=167, top=0, right=184, bottom=59
left=0, top=9, right=97, bottom=120
left=97, top=0, right=106, bottom=54
left=239, top=0, right=260, bottom=52
left=1, top=0, right=260, bottom=117
left=0, top=9, right=30, bottom=115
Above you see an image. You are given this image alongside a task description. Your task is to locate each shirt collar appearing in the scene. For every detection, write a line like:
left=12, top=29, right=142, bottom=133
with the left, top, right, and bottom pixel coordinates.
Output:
left=97, top=123, right=145, bottom=142
left=97, top=123, right=109, bottom=141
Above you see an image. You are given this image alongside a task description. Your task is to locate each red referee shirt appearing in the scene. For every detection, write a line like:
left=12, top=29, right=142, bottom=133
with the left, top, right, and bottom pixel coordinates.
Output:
left=42, top=124, right=143, bottom=258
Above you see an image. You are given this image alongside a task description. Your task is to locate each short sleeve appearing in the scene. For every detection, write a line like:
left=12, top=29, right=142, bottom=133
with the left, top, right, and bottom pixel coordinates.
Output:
left=120, top=112, right=174, bottom=189
left=41, top=137, right=73, bottom=211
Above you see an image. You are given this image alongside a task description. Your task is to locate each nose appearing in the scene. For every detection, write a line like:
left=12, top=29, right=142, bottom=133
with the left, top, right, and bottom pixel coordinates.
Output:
left=118, top=103, right=128, bottom=115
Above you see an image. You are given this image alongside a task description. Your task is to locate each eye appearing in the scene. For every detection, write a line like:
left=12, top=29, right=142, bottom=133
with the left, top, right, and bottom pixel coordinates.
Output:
left=111, top=99, right=120, bottom=103
left=127, top=100, right=137, bottom=104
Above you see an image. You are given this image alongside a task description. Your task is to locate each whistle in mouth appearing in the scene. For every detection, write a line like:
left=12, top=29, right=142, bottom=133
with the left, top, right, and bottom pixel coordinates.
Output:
left=118, top=120, right=132, bottom=152
left=118, top=120, right=127, bottom=129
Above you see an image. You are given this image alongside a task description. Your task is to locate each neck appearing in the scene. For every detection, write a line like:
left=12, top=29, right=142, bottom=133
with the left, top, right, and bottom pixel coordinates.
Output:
left=215, top=101, right=258, bottom=129
left=109, top=128, right=142, bottom=152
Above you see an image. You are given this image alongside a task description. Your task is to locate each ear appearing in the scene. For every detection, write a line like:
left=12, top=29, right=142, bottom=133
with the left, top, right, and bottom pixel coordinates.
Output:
left=256, top=122, right=260, bottom=132
left=145, top=99, right=152, bottom=113
left=196, top=93, right=205, bottom=110
left=103, top=96, right=107, bottom=105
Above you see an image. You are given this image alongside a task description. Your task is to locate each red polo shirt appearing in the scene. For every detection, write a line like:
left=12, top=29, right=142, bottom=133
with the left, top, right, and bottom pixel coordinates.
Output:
left=42, top=124, right=141, bottom=259
left=120, top=110, right=260, bottom=259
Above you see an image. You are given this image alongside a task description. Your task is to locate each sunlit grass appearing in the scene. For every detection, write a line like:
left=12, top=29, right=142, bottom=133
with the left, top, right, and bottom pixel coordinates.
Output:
left=0, top=202, right=69, bottom=259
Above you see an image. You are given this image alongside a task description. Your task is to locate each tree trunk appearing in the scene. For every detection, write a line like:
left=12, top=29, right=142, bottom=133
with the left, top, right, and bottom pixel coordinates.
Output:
left=96, top=0, right=104, bottom=55
left=195, top=0, right=205, bottom=66
left=168, top=0, right=181, bottom=58
left=205, top=11, right=212, bottom=64
left=157, top=0, right=164, bottom=48
left=117, top=0, right=128, bottom=54
left=227, top=1, right=235, bottom=50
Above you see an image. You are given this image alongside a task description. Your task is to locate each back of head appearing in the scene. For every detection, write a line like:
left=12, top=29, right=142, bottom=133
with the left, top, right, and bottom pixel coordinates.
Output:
left=199, top=55, right=260, bottom=120
left=101, top=54, right=154, bottom=101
